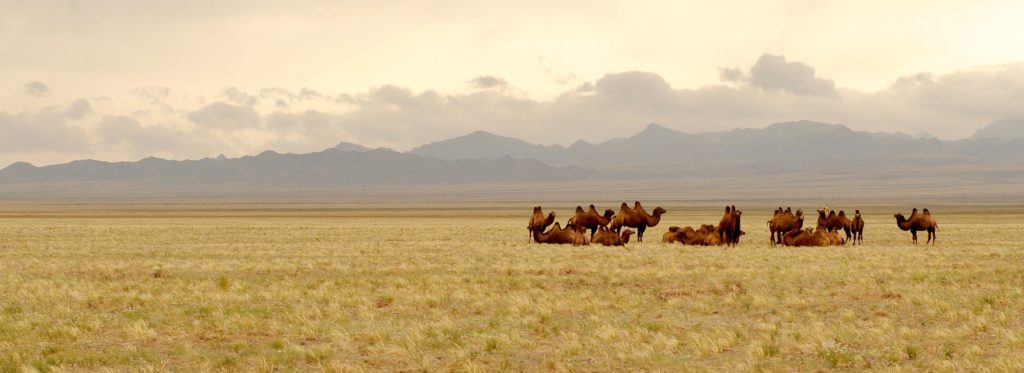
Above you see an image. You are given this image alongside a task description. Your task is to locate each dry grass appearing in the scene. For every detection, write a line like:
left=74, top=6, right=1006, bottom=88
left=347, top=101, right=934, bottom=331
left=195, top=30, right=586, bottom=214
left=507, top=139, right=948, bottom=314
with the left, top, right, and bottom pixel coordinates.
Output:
left=1, top=204, right=1023, bottom=371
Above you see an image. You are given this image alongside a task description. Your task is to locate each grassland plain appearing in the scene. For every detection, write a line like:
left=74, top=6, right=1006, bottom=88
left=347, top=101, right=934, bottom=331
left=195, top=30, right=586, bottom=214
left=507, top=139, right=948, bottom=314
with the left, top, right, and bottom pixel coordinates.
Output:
left=1, top=203, right=1023, bottom=372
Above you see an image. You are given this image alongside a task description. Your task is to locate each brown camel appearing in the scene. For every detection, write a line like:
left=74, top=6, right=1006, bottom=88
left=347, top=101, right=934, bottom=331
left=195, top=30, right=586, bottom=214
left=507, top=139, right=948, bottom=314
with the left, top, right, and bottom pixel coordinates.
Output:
left=570, top=223, right=590, bottom=246
left=527, top=206, right=556, bottom=243
left=532, top=222, right=578, bottom=244
left=817, top=208, right=853, bottom=241
left=718, top=205, right=743, bottom=246
left=894, top=208, right=938, bottom=244
left=768, top=207, right=803, bottom=246
left=568, top=205, right=615, bottom=238
left=663, top=225, right=708, bottom=246
left=592, top=226, right=635, bottom=246
left=848, top=210, right=865, bottom=245
left=781, top=228, right=843, bottom=247
left=702, top=224, right=724, bottom=246
left=662, top=226, right=683, bottom=243
left=610, top=201, right=666, bottom=242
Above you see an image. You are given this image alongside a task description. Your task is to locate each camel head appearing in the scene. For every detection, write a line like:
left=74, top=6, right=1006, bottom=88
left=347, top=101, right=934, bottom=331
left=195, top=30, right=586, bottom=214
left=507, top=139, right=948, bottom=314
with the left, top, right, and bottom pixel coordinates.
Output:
left=652, top=207, right=667, bottom=216
left=855, top=210, right=861, bottom=216
left=668, top=226, right=679, bottom=233
left=795, top=209, right=803, bottom=217
left=621, top=229, right=635, bottom=243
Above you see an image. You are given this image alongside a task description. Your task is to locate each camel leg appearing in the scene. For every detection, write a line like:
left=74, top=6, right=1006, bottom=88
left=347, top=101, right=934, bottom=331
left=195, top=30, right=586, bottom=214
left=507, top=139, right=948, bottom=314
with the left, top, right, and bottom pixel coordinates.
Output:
left=911, top=229, right=918, bottom=244
left=590, top=227, right=597, bottom=240
left=637, top=225, right=646, bottom=243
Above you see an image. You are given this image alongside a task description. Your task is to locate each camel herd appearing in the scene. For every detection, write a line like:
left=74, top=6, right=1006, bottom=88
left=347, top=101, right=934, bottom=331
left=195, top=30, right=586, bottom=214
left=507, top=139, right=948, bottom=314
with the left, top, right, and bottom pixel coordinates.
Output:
left=528, top=204, right=939, bottom=246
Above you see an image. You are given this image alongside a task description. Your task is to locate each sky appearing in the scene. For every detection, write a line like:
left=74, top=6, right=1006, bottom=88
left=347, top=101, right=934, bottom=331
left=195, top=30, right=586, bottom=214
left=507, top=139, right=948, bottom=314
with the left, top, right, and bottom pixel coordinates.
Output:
left=2, top=0, right=1024, bottom=166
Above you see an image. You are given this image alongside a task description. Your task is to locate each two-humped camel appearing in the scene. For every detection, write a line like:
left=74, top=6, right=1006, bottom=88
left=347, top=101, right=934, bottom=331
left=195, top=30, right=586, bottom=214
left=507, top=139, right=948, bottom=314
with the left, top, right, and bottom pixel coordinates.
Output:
left=767, top=207, right=803, bottom=246
left=592, top=226, right=635, bottom=246
left=610, top=201, right=665, bottom=243
left=894, top=208, right=938, bottom=244
left=718, top=205, right=743, bottom=246
left=568, top=205, right=615, bottom=238
left=527, top=206, right=556, bottom=243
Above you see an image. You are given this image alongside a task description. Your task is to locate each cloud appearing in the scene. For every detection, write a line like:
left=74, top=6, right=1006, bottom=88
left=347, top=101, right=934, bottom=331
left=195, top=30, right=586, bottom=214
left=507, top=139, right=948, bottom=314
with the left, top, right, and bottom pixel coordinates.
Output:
left=187, top=102, right=261, bottom=129
left=468, top=76, right=508, bottom=90
left=0, top=109, right=91, bottom=154
left=747, top=54, right=837, bottom=97
left=94, top=116, right=218, bottom=157
left=64, top=99, right=92, bottom=119
left=718, top=67, right=746, bottom=83
left=23, top=81, right=50, bottom=97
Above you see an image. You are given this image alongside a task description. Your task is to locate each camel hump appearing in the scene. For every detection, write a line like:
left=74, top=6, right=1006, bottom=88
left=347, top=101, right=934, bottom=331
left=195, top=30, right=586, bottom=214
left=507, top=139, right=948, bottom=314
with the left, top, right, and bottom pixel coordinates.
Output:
left=855, top=209, right=860, bottom=214
left=575, top=206, right=584, bottom=213
left=533, top=206, right=541, bottom=212
left=839, top=210, right=846, bottom=217
left=634, top=201, right=642, bottom=209
left=620, top=202, right=629, bottom=210
left=725, top=206, right=731, bottom=213
left=669, top=226, right=679, bottom=232
left=922, top=208, right=931, bottom=215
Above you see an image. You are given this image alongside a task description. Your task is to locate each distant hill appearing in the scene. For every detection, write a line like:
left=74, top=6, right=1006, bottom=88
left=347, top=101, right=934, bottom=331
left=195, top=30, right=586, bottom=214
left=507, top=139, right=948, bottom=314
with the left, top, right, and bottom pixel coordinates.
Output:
left=970, top=116, right=1024, bottom=140
left=3, top=120, right=1024, bottom=197
left=414, top=121, right=1024, bottom=172
left=409, top=130, right=565, bottom=161
left=0, top=147, right=600, bottom=187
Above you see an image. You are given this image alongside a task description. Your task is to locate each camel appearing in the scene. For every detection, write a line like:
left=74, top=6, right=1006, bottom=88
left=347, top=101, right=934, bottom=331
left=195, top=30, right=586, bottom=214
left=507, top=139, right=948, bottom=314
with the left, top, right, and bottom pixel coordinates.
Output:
left=570, top=223, right=590, bottom=246
left=568, top=205, right=615, bottom=238
left=527, top=206, right=556, bottom=243
left=532, top=222, right=578, bottom=244
left=848, top=210, right=865, bottom=245
left=767, top=207, right=803, bottom=246
left=817, top=208, right=853, bottom=242
left=781, top=228, right=843, bottom=247
left=662, top=226, right=683, bottom=243
left=609, top=201, right=666, bottom=242
left=718, top=205, right=743, bottom=246
left=702, top=224, right=724, bottom=246
left=592, top=226, right=635, bottom=246
left=894, top=208, right=938, bottom=244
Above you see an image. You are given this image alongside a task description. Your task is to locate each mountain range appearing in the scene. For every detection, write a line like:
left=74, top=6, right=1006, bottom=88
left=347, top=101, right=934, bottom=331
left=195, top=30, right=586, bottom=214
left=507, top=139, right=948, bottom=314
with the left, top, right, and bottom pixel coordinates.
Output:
left=2, top=119, right=1023, bottom=196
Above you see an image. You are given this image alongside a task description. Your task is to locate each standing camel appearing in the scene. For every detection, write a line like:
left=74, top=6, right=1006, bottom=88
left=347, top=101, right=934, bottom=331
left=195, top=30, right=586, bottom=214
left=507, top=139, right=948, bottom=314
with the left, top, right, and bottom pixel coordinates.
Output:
left=768, top=207, right=803, bottom=246
left=848, top=210, right=865, bottom=245
left=894, top=208, right=938, bottom=244
left=718, top=205, right=743, bottom=246
left=568, top=205, right=615, bottom=238
left=610, top=201, right=666, bottom=243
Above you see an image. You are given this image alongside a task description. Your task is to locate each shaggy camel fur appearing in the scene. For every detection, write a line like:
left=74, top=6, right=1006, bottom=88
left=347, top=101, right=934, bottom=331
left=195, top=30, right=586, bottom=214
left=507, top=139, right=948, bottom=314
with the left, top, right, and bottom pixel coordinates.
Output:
left=610, top=201, right=666, bottom=243
left=848, top=210, right=865, bottom=245
left=568, top=205, right=615, bottom=238
left=718, top=205, right=743, bottom=246
left=768, top=207, right=803, bottom=246
left=592, top=226, right=634, bottom=246
left=527, top=206, right=556, bottom=243
left=895, top=208, right=938, bottom=244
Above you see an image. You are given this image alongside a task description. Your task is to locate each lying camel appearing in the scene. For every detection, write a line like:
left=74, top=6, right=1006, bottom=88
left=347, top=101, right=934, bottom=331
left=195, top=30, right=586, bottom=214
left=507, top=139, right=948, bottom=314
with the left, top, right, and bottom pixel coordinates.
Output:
left=768, top=207, right=803, bottom=246
left=664, top=224, right=725, bottom=246
left=568, top=205, right=615, bottom=238
left=570, top=223, right=590, bottom=246
left=848, top=210, right=865, bottom=245
left=527, top=206, right=556, bottom=243
left=781, top=228, right=844, bottom=247
left=894, top=208, right=938, bottom=244
left=533, top=222, right=576, bottom=244
left=718, top=205, right=743, bottom=246
left=592, top=226, right=635, bottom=246
left=610, top=201, right=666, bottom=242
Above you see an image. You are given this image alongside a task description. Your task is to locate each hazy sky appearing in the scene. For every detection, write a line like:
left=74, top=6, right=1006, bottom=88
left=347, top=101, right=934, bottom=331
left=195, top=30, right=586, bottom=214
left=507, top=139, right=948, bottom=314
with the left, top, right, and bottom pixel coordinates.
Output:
left=3, top=0, right=1024, bottom=166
